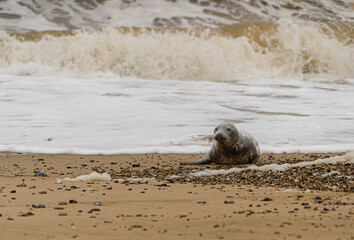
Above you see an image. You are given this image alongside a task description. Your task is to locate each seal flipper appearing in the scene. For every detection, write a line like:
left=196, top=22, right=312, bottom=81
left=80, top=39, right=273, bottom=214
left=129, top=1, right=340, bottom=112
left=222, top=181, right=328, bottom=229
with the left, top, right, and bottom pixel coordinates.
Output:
left=180, top=152, right=212, bottom=165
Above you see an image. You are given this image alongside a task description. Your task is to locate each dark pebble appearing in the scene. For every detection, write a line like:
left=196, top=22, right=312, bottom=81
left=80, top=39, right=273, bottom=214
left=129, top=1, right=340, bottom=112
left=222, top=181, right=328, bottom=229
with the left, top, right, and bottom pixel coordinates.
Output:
left=132, top=163, right=140, bottom=167
left=262, top=197, right=273, bottom=201
left=69, top=200, right=78, bottom=204
left=88, top=208, right=101, bottom=213
left=10, top=190, right=16, bottom=193
left=224, top=200, right=235, bottom=204
left=314, top=196, right=323, bottom=203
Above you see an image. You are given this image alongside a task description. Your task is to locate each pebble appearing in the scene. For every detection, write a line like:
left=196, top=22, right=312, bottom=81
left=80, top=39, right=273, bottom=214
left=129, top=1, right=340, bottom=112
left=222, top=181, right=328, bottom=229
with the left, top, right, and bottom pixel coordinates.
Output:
left=17, top=182, right=26, bottom=187
left=132, top=163, right=140, bottom=167
left=55, top=179, right=62, bottom=184
left=59, top=202, right=67, bottom=205
left=314, top=196, right=323, bottom=203
left=20, top=212, right=34, bottom=217
left=10, top=190, right=16, bottom=193
left=58, top=213, right=68, bottom=216
left=39, top=191, right=47, bottom=194
left=262, top=197, right=273, bottom=201
left=93, top=201, right=102, bottom=206
left=69, top=200, right=78, bottom=204
left=32, top=204, right=46, bottom=208
left=34, top=171, right=47, bottom=177
left=88, top=208, right=101, bottom=213
left=224, top=200, right=235, bottom=204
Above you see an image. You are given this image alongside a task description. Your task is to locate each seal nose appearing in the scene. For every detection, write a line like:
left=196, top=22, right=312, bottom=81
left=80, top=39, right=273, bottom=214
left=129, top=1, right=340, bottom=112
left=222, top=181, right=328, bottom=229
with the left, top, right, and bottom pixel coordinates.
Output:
left=214, top=132, right=225, bottom=142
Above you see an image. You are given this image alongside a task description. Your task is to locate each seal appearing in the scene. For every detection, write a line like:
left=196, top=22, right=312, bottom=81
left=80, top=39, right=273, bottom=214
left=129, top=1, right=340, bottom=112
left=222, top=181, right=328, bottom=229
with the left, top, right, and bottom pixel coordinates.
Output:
left=181, top=122, right=260, bottom=165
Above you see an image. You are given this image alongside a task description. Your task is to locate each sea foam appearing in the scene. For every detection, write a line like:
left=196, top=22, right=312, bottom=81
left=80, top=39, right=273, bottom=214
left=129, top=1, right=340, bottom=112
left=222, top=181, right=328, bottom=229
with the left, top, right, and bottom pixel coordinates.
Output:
left=190, top=152, right=354, bottom=177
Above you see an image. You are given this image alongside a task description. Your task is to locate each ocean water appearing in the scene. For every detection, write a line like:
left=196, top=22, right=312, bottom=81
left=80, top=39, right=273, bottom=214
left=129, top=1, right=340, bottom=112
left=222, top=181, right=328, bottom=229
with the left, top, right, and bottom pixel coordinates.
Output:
left=0, top=0, right=353, bottom=154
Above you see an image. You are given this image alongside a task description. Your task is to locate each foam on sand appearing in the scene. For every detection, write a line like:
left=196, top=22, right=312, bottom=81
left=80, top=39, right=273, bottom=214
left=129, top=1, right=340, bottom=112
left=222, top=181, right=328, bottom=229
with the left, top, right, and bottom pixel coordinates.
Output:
left=190, top=152, right=354, bottom=177
left=62, top=172, right=111, bottom=181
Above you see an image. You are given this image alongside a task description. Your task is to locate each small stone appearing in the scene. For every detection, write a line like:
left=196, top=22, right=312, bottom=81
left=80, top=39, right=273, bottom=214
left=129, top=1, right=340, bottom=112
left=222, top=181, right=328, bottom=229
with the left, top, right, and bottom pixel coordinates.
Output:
left=32, top=204, right=46, bottom=208
left=224, top=200, right=235, bottom=204
left=34, top=171, right=47, bottom=177
left=93, top=201, right=102, bottom=206
left=132, top=163, right=140, bottom=167
left=88, top=208, right=101, bottom=213
left=7, top=217, right=14, bottom=221
left=314, top=196, right=323, bottom=203
left=55, top=179, right=62, bottom=184
left=39, top=191, right=47, bottom=194
left=69, top=200, right=78, bottom=204
left=59, top=202, right=67, bottom=205
left=10, top=190, right=16, bottom=193
left=58, top=213, right=68, bottom=216
left=17, top=183, right=26, bottom=187
left=71, top=186, right=80, bottom=189
left=262, top=197, right=273, bottom=201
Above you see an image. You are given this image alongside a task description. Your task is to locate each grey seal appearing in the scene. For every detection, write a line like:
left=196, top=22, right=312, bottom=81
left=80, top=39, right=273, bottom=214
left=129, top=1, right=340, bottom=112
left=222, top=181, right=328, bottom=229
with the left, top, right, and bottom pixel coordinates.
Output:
left=181, top=122, right=260, bottom=165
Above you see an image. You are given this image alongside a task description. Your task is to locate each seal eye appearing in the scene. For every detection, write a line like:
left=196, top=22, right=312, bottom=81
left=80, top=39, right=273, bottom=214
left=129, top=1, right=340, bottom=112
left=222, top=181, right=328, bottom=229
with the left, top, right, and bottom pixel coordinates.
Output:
left=226, top=128, right=231, bottom=131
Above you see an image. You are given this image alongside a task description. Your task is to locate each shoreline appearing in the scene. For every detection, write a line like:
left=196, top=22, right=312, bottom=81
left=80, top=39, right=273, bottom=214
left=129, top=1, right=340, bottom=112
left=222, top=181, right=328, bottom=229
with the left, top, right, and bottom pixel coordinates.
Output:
left=0, top=152, right=352, bottom=239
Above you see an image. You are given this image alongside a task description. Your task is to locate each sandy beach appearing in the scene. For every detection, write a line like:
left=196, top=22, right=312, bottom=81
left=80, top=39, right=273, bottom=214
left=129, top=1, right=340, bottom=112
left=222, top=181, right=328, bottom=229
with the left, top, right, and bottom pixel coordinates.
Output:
left=0, top=152, right=352, bottom=240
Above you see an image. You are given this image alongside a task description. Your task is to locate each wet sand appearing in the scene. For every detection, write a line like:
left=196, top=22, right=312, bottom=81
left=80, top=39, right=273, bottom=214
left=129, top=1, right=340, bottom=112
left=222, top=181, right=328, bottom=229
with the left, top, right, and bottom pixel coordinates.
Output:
left=0, top=152, right=353, bottom=240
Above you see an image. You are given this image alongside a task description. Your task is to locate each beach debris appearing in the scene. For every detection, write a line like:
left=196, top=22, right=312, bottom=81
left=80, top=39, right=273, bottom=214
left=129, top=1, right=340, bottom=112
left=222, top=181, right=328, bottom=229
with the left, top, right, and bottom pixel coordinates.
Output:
left=62, top=172, right=111, bottom=181
left=34, top=171, right=47, bottom=177
left=32, top=204, right=46, bottom=208
left=179, top=213, right=187, bottom=218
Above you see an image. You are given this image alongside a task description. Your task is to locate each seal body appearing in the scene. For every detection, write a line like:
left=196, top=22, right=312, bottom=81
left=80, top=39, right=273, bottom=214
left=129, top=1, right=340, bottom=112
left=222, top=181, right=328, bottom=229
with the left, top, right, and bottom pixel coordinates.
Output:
left=181, top=122, right=260, bottom=165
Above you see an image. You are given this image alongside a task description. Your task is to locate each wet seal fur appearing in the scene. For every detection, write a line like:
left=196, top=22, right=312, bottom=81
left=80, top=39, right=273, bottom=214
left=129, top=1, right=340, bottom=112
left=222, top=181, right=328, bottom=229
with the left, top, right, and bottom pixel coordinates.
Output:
left=181, top=122, right=260, bottom=165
